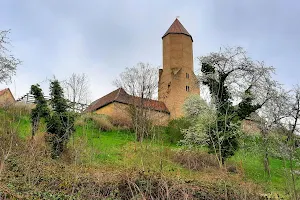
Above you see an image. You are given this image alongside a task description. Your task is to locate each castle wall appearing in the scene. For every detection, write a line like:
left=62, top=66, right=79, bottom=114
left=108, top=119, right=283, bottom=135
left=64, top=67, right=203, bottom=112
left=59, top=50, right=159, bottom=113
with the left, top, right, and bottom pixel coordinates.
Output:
left=0, top=90, right=15, bottom=108
left=95, top=103, right=115, bottom=116
left=94, top=102, right=170, bottom=126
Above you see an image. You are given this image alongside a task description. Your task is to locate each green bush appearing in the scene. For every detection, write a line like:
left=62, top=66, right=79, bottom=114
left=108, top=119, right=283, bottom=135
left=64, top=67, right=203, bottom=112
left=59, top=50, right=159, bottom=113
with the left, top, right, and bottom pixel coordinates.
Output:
left=165, top=118, right=191, bottom=144
left=46, top=79, right=75, bottom=158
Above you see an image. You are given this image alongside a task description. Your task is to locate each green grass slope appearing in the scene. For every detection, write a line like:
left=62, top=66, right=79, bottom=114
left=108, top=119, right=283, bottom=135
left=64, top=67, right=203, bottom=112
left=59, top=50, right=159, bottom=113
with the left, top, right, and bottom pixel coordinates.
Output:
left=0, top=107, right=297, bottom=199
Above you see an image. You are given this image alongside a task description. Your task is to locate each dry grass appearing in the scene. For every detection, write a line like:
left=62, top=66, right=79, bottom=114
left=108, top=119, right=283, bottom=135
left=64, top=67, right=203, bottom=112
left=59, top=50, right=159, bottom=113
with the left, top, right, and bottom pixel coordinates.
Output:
left=0, top=108, right=272, bottom=199
left=173, top=149, right=220, bottom=171
left=5, top=102, right=33, bottom=116
left=0, top=126, right=265, bottom=199
left=75, top=113, right=115, bottom=131
left=1, top=153, right=264, bottom=200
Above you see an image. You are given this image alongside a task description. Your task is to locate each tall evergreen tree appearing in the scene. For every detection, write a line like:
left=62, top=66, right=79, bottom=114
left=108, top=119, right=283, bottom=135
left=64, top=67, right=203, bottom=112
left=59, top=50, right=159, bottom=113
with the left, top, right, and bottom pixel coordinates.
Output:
left=47, top=80, right=75, bottom=158
left=30, top=84, right=49, bottom=137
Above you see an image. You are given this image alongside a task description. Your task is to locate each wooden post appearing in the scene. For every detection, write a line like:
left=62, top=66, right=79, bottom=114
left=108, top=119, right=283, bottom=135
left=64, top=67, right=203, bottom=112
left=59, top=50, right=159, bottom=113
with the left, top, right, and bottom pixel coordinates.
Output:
left=26, top=93, right=29, bottom=104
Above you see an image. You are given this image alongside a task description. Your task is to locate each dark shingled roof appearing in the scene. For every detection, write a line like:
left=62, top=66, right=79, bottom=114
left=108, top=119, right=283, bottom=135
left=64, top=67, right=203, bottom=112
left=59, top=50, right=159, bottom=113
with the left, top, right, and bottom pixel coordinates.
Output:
left=85, top=88, right=170, bottom=113
left=162, top=18, right=193, bottom=41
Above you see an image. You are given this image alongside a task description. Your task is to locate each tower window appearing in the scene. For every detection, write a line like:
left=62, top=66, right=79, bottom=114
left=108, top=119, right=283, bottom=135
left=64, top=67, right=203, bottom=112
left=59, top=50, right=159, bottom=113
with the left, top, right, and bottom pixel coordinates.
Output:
left=186, top=73, right=189, bottom=79
left=186, top=86, right=190, bottom=92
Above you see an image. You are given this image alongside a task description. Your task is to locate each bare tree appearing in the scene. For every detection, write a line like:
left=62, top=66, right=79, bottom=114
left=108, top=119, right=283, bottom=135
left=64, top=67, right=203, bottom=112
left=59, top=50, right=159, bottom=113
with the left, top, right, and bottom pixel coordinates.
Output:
left=255, top=86, right=290, bottom=177
left=258, top=85, right=300, bottom=199
left=114, top=62, right=158, bottom=141
left=114, top=62, right=158, bottom=99
left=285, top=86, right=300, bottom=199
left=197, top=46, right=277, bottom=163
left=63, top=73, right=90, bottom=111
left=199, top=46, right=275, bottom=108
left=0, top=30, right=20, bottom=177
left=0, top=30, right=21, bottom=83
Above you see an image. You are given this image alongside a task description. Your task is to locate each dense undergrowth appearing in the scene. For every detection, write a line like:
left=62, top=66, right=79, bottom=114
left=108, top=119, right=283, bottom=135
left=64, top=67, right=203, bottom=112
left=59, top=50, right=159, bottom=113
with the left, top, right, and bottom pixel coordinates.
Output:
left=0, top=105, right=298, bottom=199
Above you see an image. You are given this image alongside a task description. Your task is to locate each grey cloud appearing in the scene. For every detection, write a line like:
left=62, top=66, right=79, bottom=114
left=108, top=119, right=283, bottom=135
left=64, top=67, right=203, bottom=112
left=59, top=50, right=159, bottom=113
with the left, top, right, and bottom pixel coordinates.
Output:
left=1, top=0, right=299, bottom=100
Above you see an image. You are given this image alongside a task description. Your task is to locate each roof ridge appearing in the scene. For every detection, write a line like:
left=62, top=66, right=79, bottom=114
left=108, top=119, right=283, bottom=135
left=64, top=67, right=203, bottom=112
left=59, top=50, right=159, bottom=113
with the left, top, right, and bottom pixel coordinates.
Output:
left=162, top=18, right=193, bottom=41
left=84, top=88, right=170, bottom=113
left=114, top=88, right=129, bottom=101
left=114, top=88, right=122, bottom=101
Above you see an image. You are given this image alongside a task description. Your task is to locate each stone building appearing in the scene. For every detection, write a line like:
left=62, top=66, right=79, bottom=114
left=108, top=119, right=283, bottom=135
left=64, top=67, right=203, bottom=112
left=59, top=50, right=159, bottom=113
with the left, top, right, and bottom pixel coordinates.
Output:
left=158, top=18, right=200, bottom=119
left=85, top=88, right=170, bottom=126
left=86, top=19, right=200, bottom=125
left=0, top=88, right=15, bottom=108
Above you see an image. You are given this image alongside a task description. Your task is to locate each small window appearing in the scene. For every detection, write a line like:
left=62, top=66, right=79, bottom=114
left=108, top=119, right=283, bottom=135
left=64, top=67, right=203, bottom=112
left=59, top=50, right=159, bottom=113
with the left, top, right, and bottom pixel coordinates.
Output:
left=186, top=73, right=189, bottom=79
left=186, top=86, right=190, bottom=92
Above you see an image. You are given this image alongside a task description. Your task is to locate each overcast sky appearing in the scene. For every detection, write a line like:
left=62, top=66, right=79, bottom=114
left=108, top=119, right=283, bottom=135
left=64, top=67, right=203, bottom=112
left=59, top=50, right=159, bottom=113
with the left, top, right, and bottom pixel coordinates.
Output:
left=1, top=0, right=300, bottom=102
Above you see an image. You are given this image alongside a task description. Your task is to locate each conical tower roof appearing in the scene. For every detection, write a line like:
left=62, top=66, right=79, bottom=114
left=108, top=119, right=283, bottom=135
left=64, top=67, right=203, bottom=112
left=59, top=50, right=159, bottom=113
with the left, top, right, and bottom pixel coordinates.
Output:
left=162, top=18, right=193, bottom=41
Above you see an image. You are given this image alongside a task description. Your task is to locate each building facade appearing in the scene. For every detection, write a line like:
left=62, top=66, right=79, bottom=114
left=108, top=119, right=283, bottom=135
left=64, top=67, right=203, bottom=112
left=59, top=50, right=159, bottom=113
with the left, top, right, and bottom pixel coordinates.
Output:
left=0, top=88, right=15, bottom=108
left=86, top=19, right=200, bottom=125
left=85, top=88, right=170, bottom=126
left=158, top=19, right=200, bottom=119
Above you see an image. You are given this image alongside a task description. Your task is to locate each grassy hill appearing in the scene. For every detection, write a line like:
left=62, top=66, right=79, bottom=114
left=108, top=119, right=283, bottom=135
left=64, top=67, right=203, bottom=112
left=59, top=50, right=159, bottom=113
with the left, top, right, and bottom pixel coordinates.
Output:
left=0, top=105, right=298, bottom=199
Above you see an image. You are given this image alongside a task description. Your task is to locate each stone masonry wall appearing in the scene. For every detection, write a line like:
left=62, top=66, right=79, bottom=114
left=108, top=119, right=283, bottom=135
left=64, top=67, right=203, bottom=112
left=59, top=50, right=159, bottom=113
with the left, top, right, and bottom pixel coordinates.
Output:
left=95, top=102, right=170, bottom=126
left=158, top=34, right=200, bottom=119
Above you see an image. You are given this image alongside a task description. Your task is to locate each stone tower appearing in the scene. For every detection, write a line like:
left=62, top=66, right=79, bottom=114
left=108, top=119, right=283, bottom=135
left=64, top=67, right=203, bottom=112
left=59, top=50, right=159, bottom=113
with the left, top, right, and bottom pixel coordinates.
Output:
left=158, top=18, right=200, bottom=119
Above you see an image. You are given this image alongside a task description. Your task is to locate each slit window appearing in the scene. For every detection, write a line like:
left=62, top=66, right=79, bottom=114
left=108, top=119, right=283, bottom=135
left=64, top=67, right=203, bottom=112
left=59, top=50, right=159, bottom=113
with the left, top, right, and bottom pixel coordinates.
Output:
left=186, top=86, right=190, bottom=92
left=186, top=73, right=189, bottom=79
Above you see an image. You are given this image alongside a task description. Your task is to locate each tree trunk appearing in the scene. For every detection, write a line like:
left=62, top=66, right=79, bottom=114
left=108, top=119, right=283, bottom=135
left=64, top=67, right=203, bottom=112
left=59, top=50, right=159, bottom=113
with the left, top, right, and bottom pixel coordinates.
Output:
left=262, top=127, right=270, bottom=177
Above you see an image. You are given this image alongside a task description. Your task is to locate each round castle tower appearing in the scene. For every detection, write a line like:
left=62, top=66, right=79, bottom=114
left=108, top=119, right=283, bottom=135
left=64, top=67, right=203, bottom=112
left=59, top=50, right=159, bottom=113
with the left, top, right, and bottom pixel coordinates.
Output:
left=158, top=19, right=200, bottom=119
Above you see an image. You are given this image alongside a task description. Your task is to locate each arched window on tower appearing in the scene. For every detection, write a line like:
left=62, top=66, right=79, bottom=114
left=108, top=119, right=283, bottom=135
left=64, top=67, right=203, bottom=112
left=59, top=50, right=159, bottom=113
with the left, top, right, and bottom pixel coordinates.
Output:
left=186, top=86, right=190, bottom=92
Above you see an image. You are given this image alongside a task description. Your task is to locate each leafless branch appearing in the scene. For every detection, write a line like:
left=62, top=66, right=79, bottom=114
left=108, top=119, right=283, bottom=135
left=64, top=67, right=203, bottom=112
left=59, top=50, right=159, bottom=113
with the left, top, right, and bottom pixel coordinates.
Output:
left=0, top=30, right=21, bottom=83
left=62, top=73, right=90, bottom=111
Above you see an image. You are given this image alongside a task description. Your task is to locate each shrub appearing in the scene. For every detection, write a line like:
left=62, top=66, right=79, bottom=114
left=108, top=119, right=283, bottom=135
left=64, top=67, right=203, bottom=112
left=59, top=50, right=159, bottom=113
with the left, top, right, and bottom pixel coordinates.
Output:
left=47, top=112, right=75, bottom=158
left=173, top=149, right=220, bottom=170
left=78, top=113, right=115, bottom=132
left=183, top=94, right=211, bottom=121
left=46, top=79, right=75, bottom=158
left=30, top=84, right=49, bottom=137
left=74, top=115, right=85, bottom=127
left=165, top=118, right=191, bottom=144
left=90, top=115, right=115, bottom=132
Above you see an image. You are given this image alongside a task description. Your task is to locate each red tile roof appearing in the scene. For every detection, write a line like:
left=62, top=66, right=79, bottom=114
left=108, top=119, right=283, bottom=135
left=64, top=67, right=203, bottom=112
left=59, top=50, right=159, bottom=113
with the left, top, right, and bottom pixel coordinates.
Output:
left=85, top=88, right=169, bottom=113
left=162, top=18, right=193, bottom=41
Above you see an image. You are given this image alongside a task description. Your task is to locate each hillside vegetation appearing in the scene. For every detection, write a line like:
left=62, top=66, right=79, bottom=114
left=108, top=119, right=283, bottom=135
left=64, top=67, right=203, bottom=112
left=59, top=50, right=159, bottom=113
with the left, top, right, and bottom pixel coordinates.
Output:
left=0, top=105, right=298, bottom=199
